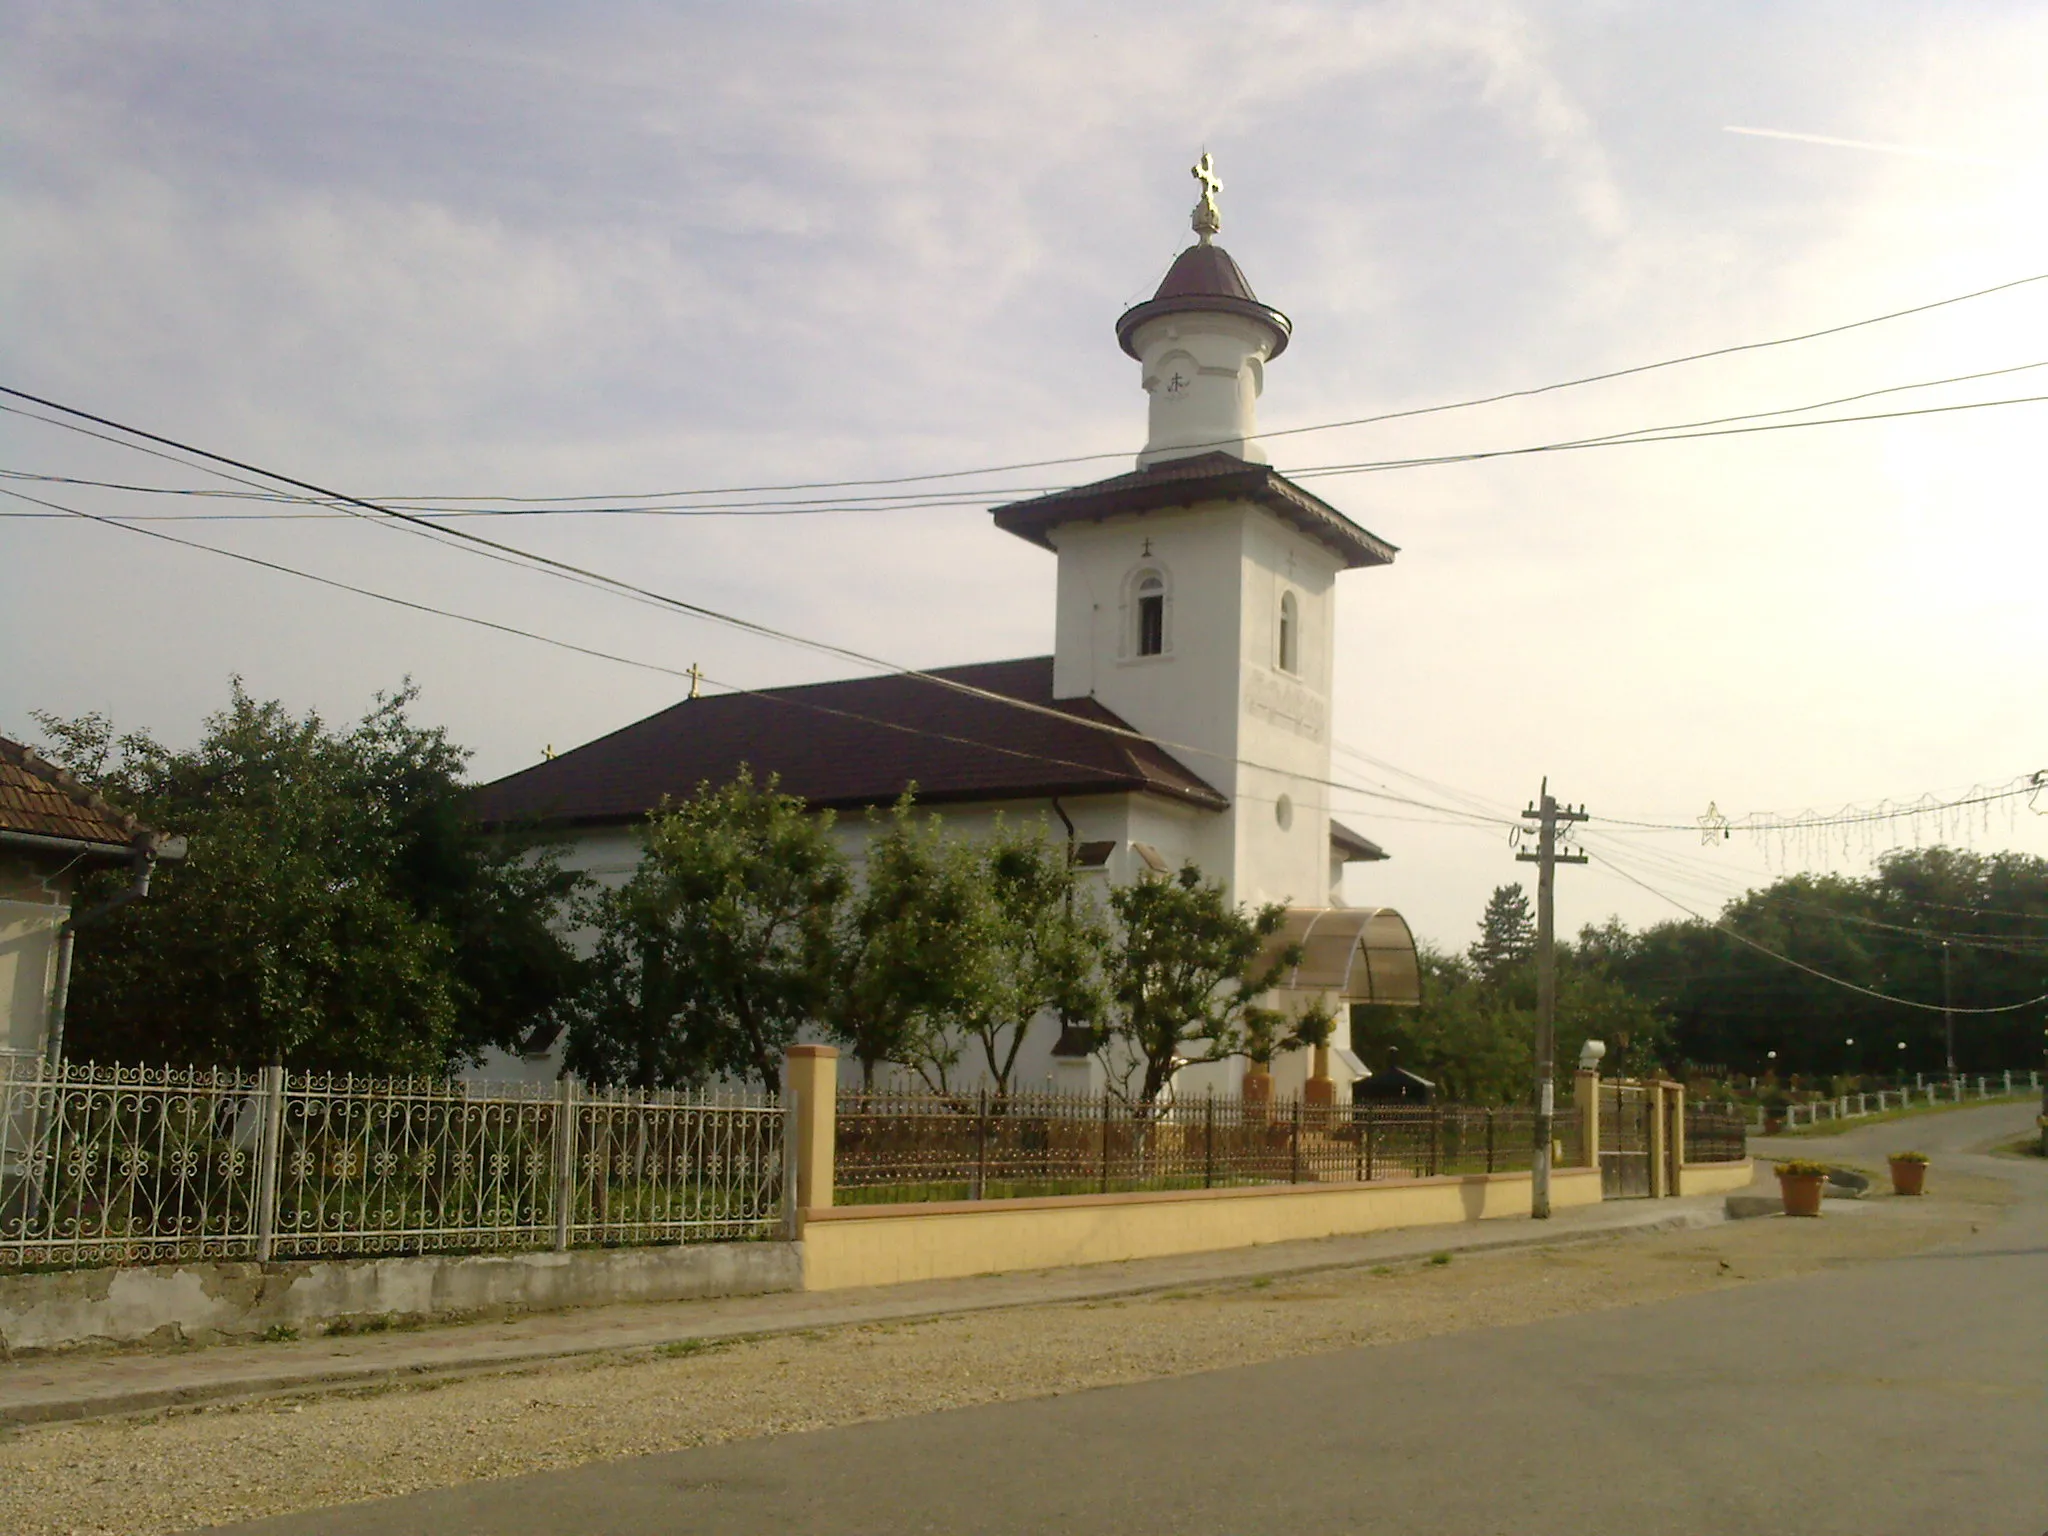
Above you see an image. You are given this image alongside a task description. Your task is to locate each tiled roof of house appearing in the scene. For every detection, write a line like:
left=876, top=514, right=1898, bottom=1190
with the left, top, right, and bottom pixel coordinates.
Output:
left=0, top=737, right=147, bottom=851
left=991, top=452, right=1397, bottom=571
left=471, top=656, right=1231, bottom=829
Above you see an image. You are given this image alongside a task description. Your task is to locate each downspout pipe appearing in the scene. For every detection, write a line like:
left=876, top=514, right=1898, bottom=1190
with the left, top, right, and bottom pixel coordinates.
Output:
left=41, top=833, right=185, bottom=1068
left=1048, top=796, right=1078, bottom=858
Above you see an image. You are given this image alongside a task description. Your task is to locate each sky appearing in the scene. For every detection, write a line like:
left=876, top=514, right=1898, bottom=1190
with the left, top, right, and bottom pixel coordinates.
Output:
left=4, top=0, right=2045, bottom=953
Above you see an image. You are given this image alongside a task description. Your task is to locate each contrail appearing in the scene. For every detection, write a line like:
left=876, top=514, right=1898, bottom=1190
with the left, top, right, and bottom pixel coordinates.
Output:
left=1723, top=125, right=2010, bottom=168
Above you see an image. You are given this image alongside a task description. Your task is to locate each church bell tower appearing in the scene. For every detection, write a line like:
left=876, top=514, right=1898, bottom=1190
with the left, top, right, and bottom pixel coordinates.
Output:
left=991, top=157, right=1396, bottom=907
left=1118, top=153, right=1293, bottom=469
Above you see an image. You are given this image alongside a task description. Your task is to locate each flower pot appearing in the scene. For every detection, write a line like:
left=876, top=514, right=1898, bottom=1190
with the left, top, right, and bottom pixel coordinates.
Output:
left=1777, top=1170, right=1826, bottom=1217
left=1888, top=1158, right=1927, bottom=1196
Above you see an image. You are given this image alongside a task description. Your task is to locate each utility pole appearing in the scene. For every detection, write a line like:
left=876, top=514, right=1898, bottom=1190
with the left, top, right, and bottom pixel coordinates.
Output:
left=1942, top=940, right=1955, bottom=1077
left=1517, top=777, right=1588, bottom=1219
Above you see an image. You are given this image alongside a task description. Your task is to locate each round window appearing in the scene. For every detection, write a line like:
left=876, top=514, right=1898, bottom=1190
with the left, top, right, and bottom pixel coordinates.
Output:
left=1274, top=794, right=1294, bottom=830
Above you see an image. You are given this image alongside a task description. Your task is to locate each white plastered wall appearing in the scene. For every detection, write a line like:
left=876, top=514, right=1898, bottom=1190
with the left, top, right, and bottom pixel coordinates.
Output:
left=1044, top=497, right=1342, bottom=912
left=0, top=858, right=70, bottom=1062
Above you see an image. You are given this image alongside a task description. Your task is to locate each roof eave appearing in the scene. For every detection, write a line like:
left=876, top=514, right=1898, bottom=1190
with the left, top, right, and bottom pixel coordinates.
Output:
left=478, top=775, right=1229, bottom=834
left=992, top=462, right=1397, bottom=572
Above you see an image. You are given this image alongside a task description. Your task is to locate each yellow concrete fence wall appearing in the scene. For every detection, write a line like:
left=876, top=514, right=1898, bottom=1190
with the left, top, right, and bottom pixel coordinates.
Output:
left=1678, top=1159, right=1755, bottom=1197
left=800, top=1166, right=1602, bottom=1291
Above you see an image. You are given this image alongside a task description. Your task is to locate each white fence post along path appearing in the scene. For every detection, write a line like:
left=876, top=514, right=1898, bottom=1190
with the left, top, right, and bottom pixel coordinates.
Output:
left=1738, top=1071, right=2042, bottom=1130
left=0, top=1060, right=784, bottom=1270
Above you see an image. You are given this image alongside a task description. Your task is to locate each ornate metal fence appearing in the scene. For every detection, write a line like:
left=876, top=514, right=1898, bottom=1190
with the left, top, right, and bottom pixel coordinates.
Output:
left=834, top=1089, right=1584, bottom=1205
left=0, top=1061, right=784, bottom=1270
left=1683, top=1102, right=1747, bottom=1165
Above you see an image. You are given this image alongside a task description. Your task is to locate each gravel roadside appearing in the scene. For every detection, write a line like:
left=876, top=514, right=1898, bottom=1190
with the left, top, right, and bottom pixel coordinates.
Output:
left=1, top=1176, right=2005, bottom=1536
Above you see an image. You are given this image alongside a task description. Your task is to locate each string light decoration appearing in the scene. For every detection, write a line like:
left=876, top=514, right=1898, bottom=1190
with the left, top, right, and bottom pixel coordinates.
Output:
left=1697, top=801, right=1731, bottom=846
left=1600, top=772, right=2048, bottom=871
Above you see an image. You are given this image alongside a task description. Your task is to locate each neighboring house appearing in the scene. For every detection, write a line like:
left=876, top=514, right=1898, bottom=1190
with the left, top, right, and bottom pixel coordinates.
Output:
left=0, top=738, right=179, bottom=1066
left=473, top=179, right=1421, bottom=1095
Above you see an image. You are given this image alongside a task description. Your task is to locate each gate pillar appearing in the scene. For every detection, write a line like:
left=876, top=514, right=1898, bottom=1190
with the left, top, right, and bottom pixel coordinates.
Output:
left=1648, top=1082, right=1669, bottom=1198
left=1574, top=1069, right=1600, bottom=1172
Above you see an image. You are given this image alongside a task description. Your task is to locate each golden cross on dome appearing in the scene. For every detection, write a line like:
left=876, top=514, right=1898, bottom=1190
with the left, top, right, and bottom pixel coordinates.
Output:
left=1190, top=151, right=1222, bottom=242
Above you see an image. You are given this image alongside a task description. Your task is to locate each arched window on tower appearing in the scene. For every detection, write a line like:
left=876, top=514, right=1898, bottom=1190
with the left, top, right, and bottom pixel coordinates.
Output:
left=1131, top=568, right=1168, bottom=657
left=1278, top=590, right=1299, bottom=674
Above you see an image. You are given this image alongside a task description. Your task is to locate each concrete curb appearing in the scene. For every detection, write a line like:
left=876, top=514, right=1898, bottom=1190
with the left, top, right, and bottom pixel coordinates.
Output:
left=0, top=1202, right=1722, bottom=1428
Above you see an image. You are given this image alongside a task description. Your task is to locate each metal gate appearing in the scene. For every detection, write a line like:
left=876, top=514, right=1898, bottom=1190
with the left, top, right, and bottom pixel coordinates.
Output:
left=1600, top=1082, right=1652, bottom=1198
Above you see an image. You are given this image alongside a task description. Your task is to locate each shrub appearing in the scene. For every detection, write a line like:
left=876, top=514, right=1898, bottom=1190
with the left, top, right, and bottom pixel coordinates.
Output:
left=1774, top=1158, right=1832, bottom=1178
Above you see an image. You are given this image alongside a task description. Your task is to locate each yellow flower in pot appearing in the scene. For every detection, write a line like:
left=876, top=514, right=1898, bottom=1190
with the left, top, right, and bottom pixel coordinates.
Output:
left=1888, top=1150, right=1928, bottom=1196
left=1775, top=1158, right=1831, bottom=1217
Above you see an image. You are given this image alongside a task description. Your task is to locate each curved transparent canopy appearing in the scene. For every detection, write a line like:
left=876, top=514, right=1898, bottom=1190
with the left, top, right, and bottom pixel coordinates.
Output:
left=1259, top=906, right=1421, bottom=1006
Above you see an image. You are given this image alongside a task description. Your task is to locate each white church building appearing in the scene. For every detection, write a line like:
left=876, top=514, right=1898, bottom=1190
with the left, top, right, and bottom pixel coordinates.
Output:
left=474, top=162, right=1421, bottom=1097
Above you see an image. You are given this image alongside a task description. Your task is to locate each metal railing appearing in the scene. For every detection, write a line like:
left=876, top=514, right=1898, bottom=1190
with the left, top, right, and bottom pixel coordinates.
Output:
left=1682, top=1104, right=1747, bottom=1164
left=834, top=1089, right=1585, bottom=1205
left=0, top=1060, right=784, bottom=1270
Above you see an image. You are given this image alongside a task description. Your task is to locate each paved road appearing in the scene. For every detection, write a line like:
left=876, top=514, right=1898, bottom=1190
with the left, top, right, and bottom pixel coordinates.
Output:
left=220, top=1101, right=2047, bottom=1536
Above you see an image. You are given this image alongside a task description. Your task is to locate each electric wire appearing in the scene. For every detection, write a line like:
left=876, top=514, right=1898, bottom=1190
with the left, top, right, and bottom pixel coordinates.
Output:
left=27, top=260, right=2043, bottom=506
left=10, top=356, right=2048, bottom=521
left=1, top=477, right=1514, bottom=831
left=1585, top=847, right=2048, bottom=1014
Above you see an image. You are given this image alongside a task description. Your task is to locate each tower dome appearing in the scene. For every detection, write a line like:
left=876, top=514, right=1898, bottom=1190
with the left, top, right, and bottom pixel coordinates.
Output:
left=1117, top=154, right=1292, bottom=469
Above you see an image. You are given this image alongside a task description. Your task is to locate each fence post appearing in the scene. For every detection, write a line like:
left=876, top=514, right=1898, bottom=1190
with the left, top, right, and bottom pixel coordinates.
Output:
left=253, top=1063, right=285, bottom=1263
left=1204, top=1091, right=1215, bottom=1190
left=552, top=1074, right=578, bottom=1252
left=1290, top=1096, right=1303, bottom=1184
left=1485, top=1107, right=1496, bottom=1174
left=1575, top=1069, right=1600, bottom=1172
left=1647, top=1083, right=1670, bottom=1198
left=1099, top=1094, right=1113, bottom=1194
left=1669, top=1081, right=1687, bottom=1196
left=784, top=1045, right=838, bottom=1221
left=972, top=1088, right=988, bottom=1202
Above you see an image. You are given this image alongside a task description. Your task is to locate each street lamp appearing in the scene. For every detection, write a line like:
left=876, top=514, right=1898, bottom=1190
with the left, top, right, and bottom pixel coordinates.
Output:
left=1578, top=1039, right=1607, bottom=1073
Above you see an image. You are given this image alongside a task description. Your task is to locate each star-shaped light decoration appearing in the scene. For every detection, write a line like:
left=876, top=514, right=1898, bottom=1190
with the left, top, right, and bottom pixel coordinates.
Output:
left=1697, top=801, right=1732, bottom=846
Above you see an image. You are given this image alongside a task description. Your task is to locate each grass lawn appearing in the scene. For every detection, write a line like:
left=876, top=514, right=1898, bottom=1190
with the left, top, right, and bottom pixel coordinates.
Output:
left=1771, top=1091, right=2036, bottom=1139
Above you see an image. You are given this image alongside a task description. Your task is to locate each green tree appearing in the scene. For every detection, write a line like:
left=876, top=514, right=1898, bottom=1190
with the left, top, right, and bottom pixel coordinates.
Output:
left=820, top=798, right=987, bottom=1091
left=1613, top=848, right=2048, bottom=1078
left=1468, top=883, right=1535, bottom=981
left=963, top=819, right=1109, bottom=1099
left=1093, top=864, right=1299, bottom=1106
left=565, top=769, right=847, bottom=1089
left=33, top=684, right=584, bottom=1073
left=1354, top=928, right=1671, bottom=1105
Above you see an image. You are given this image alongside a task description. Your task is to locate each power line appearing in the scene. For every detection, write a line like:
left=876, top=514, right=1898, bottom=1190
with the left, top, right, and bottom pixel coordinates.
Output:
left=12, top=354, right=2048, bottom=522
left=1586, top=847, right=2048, bottom=1014
left=1575, top=825, right=2048, bottom=944
left=29, top=261, right=2045, bottom=507
left=1, top=477, right=1510, bottom=832
left=0, top=482, right=1308, bottom=799
left=1285, top=390, right=2048, bottom=482
left=1591, top=774, right=2045, bottom=834
left=0, top=467, right=1064, bottom=519
left=9, top=386, right=2043, bottom=853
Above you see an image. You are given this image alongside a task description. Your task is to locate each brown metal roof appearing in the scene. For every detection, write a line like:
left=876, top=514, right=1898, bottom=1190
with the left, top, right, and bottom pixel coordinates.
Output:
left=471, top=657, right=1229, bottom=830
left=0, top=737, right=147, bottom=852
left=991, top=452, right=1397, bottom=571
left=1330, top=819, right=1389, bottom=863
left=1116, top=242, right=1292, bottom=359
